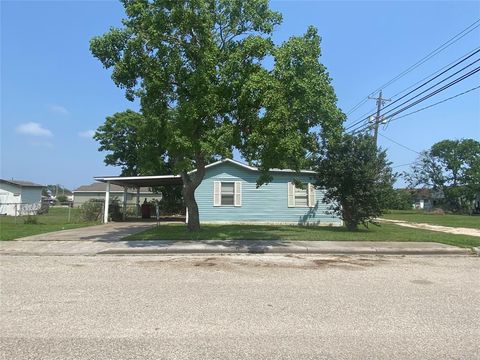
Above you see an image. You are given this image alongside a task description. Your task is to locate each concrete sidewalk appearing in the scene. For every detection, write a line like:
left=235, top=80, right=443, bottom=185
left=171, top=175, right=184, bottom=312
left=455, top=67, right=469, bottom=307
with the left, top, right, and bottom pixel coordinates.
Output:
left=0, top=239, right=473, bottom=256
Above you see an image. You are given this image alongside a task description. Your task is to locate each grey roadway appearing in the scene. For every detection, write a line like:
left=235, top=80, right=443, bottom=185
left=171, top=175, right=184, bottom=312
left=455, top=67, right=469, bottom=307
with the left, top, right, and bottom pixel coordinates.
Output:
left=1, top=254, right=479, bottom=359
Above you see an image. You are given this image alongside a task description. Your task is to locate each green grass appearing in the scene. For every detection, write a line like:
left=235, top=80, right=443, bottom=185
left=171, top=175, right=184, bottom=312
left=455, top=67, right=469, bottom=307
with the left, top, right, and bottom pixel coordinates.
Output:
left=125, top=223, right=480, bottom=248
left=0, top=207, right=98, bottom=241
left=383, top=210, right=480, bottom=229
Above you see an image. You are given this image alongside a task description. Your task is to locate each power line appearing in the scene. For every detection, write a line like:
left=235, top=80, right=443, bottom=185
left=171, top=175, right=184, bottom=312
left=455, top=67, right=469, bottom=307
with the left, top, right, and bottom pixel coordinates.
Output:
left=384, top=66, right=480, bottom=119
left=389, top=46, right=480, bottom=100
left=345, top=50, right=480, bottom=131
left=353, top=81, right=480, bottom=134
left=378, top=133, right=421, bottom=155
left=343, top=18, right=480, bottom=116
left=380, top=49, right=480, bottom=114
left=392, top=162, right=416, bottom=169
left=385, top=85, right=480, bottom=124
left=380, top=58, right=480, bottom=118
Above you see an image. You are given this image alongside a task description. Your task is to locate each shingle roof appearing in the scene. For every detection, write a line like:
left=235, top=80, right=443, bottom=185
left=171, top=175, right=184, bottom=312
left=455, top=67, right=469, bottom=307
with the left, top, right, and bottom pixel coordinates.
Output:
left=0, top=179, right=44, bottom=187
left=74, top=182, right=154, bottom=193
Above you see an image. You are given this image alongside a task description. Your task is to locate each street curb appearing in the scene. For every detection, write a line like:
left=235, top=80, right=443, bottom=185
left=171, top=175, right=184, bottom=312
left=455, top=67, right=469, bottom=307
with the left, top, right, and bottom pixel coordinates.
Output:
left=97, top=247, right=473, bottom=256
left=473, top=247, right=480, bottom=256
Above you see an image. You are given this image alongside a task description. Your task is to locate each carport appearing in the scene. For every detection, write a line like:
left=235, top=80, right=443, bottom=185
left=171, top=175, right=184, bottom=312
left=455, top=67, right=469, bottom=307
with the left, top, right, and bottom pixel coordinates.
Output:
left=94, top=175, right=183, bottom=223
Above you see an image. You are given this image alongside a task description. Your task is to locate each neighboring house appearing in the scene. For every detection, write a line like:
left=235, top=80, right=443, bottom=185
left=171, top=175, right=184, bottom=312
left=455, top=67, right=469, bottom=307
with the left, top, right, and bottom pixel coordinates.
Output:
left=73, top=182, right=162, bottom=207
left=95, top=158, right=342, bottom=225
left=0, top=179, right=44, bottom=216
left=410, top=188, right=443, bottom=210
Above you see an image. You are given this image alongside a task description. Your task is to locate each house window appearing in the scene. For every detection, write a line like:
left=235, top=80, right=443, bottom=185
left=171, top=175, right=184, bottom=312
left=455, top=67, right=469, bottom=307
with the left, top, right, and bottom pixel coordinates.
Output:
left=214, top=181, right=242, bottom=207
left=221, top=182, right=235, bottom=206
left=294, top=186, right=308, bottom=207
left=288, top=182, right=315, bottom=208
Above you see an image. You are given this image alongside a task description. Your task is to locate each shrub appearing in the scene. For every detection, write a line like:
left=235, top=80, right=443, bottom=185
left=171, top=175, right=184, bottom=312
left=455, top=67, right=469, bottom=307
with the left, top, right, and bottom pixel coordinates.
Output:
left=80, top=199, right=103, bottom=222
left=316, top=134, right=396, bottom=230
left=23, top=215, right=38, bottom=224
left=56, top=195, right=68, bottom=203
left=80, top=198, right=122, bottom=222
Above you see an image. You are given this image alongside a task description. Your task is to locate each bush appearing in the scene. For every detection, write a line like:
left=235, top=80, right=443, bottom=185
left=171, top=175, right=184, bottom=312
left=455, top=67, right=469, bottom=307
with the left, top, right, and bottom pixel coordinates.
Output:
left=80, top=199, right=103, bottom=221
left=388, top=189, right=413, bottom=210
left=80, top=198, right=122, bottom=222
left=23, top=215, right=38, bottom=224
left=56, top=195, right=68, bottom=203
left=316, top=134, right=396, bottom=230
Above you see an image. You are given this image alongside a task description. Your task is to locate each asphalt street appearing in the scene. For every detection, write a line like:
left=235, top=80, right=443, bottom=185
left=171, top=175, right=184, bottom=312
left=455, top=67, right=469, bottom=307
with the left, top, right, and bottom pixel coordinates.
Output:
left=1, top=254, right=479, bottom=359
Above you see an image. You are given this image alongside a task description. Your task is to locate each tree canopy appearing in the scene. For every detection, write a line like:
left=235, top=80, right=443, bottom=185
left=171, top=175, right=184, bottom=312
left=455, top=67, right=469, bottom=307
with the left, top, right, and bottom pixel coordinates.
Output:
left=94, top=110, right=171, bottom=176
left=90, top=0, right=344, bottom=230
left=316, top=134, right=395, bottom=230
left=405, top=138, right=480, bottom=213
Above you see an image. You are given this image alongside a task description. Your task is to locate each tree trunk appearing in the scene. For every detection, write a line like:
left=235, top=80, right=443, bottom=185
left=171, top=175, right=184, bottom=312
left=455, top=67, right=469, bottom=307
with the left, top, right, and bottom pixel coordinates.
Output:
left=180, top=156, right=206, bottom=232
left=183, top=185, right=200, bottom=231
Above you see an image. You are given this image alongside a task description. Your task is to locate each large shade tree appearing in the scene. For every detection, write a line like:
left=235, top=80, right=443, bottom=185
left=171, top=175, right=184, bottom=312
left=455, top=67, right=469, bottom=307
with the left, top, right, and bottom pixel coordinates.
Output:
left=94, top=110, right=183, bottom=214
left=90, top=0, right=344, bottom=230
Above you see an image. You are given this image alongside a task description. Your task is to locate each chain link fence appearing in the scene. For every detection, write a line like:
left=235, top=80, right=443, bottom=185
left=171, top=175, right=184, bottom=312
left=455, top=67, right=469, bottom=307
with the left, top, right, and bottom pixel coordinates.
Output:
left=0, top=201, right=84, bottom=225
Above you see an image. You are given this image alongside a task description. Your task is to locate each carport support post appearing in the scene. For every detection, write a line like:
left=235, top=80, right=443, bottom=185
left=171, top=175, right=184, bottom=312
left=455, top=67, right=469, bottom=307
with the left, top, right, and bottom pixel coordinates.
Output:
left=104, top=181, right=110, bottom=224
left=122, top=186, right=128, bottom=221
left=136, top=187, right=140, bottom=219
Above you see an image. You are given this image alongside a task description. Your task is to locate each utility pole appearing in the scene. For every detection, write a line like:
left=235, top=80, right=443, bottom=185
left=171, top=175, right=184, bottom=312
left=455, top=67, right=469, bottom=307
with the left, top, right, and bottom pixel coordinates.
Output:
left=368, top=90, right=391, bottom=145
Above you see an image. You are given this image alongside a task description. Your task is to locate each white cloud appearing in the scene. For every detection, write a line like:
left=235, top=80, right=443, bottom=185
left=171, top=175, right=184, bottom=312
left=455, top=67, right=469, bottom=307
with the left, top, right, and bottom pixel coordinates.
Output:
left=78, top=130, right=95, bottom=138
left=49, top=105, right=69, bottom=115
left=16, top=122, right=53, bottom=137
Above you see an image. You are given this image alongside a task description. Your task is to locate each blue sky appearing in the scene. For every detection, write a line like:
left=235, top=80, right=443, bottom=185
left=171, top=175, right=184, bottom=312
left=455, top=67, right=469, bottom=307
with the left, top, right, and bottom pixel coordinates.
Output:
left=1, top=0, right=479, bottom=190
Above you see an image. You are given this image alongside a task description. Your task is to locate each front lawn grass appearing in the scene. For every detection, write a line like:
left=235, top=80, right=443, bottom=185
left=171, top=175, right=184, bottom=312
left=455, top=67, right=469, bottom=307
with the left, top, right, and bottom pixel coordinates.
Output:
left=0, top=207, right=98, bottom=241
left=125, top=223, right=480, bottom=248
left=383, top=210, right=479, bottom=229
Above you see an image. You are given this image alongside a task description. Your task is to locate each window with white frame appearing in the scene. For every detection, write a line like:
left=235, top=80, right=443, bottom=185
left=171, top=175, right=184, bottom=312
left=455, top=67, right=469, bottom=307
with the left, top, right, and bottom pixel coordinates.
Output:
left=288, top=182, right=316, bottom=208
left=214, top=181, right=242, bottom=206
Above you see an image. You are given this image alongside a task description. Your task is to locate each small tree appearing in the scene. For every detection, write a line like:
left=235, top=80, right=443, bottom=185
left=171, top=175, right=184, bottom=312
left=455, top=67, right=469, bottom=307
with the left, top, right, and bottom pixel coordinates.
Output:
left=316, top=134, right=395, bottom=230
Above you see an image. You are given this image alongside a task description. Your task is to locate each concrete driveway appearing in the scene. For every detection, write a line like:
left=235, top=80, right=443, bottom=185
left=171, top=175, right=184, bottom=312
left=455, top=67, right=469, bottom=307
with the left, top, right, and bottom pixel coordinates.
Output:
left=14, top=222, right=154, bottom=241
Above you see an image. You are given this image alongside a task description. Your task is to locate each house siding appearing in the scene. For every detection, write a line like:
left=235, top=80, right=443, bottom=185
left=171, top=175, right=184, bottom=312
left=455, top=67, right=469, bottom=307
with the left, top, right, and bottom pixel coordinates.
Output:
left=196, top=162, right=341, bottom=225
left=0, top=183, right=42, bottom=216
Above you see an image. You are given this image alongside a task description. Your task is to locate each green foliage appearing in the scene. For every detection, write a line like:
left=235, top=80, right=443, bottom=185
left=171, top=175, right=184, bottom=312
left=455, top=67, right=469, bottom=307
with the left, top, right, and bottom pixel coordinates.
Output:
left=23, top=215, right=38, bottom=225
left=56, top=195, right=68, bottom=203
left=80, top=199, right=104, bottom=222
left=90, top=0, right=344, bottom=230
left=316, top=134, right=396, bottom=230
left=405, top=139, right=480, bottom=213
left=387, top=189, right=413, bottom=210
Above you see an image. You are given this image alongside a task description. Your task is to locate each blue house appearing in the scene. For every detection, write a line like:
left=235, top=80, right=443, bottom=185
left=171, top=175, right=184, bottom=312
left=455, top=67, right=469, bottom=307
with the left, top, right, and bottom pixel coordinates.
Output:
left=95, top=158, right=341, bottom=226
left=195, top=159, right=340, bottom=225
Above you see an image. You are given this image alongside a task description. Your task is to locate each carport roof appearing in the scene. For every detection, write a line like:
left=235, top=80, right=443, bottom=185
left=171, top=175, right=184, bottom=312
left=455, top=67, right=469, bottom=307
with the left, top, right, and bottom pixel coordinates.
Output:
left=94, top=174, right=182, bottom=188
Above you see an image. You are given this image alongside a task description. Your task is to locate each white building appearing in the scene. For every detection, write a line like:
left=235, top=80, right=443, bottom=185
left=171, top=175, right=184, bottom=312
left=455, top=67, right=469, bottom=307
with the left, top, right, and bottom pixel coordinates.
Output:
left=0, top=179, right=44, bottom=216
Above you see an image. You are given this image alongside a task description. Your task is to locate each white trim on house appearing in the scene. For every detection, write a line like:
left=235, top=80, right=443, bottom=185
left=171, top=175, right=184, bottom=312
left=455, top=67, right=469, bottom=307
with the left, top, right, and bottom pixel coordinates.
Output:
left=213, top=181, right=243, bottom=207
left=94, top=174, right=181, bottom=182
left=199, top=158, right=316, bottom=174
